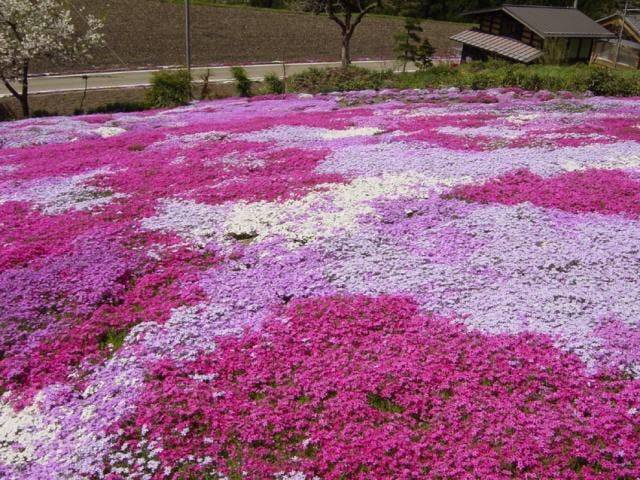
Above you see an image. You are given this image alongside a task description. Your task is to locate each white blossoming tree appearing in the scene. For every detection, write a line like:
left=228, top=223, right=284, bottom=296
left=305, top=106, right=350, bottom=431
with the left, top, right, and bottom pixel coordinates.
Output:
left=0, top=0, right=103, bottom=117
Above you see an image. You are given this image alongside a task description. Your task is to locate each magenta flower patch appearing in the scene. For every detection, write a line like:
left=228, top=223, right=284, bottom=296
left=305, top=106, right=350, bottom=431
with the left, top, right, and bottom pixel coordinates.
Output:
left=453, top=168, right=640, bottom=219
left=112, top=296, right=640, bottom=479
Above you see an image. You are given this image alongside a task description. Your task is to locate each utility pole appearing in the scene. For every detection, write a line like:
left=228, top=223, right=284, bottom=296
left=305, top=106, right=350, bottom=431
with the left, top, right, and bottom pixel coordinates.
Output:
left=614, top=0, right=629, bottom=68
left=185, top=0, right=192, bottom=74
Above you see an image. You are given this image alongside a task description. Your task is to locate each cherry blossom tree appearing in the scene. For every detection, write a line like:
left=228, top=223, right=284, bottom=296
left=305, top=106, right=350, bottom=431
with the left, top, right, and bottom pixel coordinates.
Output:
left=0, top=0, right=103, bottom=117
left=302, top=0, right=383, bottom=67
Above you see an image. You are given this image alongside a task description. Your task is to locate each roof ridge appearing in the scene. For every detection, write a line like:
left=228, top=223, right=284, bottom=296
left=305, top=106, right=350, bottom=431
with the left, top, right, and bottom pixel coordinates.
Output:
left=503, top=4, right=579, bottom=9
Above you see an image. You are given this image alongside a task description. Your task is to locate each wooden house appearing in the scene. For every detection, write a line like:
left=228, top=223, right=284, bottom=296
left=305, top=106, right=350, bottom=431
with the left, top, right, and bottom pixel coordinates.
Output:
left=592, top=13, right=640, bottom=69
left=451, top=5, right=616, bottom=64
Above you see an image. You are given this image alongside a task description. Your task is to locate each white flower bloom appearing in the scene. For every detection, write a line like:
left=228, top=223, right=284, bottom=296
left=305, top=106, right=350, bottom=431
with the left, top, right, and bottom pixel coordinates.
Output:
left=0, top=398, right=60, bottom=466
left=0, top=167, right=121, bottom=214
left=144, top=172, right=467, bottom=247
left=93, top=127, right=126, bottom=138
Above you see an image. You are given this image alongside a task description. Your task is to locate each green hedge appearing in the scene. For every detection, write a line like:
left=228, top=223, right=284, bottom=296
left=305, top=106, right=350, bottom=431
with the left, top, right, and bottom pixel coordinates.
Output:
left=391, top=61, right=640, bottom=96
left=288, top=66, right=395, bottom=94
left=287, top=62, right=640, bottom=97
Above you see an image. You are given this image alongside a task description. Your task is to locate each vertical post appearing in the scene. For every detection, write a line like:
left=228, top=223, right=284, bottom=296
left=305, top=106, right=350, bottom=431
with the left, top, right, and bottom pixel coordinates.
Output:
left=614, top=0, right=629, bottom=69
left=282, top=53, right=287, bottom=95
left=185, top=0, right=192, bottom=73
left=573, top=0, right=578, bottom=8
left=79, top=75, right=89, bottom=112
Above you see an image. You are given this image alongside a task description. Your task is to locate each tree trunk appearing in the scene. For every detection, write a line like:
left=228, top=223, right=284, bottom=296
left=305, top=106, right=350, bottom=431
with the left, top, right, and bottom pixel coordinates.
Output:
left=20, top=61, right=29, bottom=118
left=341, top=32, right=352, bottom=67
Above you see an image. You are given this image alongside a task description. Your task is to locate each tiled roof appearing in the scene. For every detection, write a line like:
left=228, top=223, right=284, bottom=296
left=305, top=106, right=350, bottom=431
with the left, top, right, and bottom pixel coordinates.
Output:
left=465, top=5, right=617, bottom=39
left=451, top=29, right=544, bottom=63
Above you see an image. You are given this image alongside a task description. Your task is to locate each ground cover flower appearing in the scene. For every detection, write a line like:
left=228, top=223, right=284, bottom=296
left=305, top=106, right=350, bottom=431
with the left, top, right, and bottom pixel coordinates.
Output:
left=0, top=88, right=639, bottom=479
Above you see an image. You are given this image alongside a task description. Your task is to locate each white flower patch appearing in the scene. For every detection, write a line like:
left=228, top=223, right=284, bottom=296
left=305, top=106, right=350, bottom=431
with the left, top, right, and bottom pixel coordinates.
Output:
left=0, top=396, right=60, bottom=467
left=150, top=130, right=228, bottom=150
left=319, top=140, right=640, bottom=180
left=131, top=304, right=238, bottom=362
left=276, top=472, right=320, bottom=480
left=220, top=152, right=266, bottom=169
left=0, top=164, right=19, bottom=176
left=506, top=112, right=541, bottom=124
left=394, top=106, right=451, bottom=118
left=0, top=168, right=121, bottom=214
left=93, top=126, right=126, bottom=138
left=223, top=173, right=452, bottom=245
left=141, top=199, right=227, bottom=247
left=318, top=127, right=382, bottom=139
left=541, top=132, right=610, bottom=141
left=436, top=125, right=525, bottom=139
left=143, top=173, right=464, bottom=247
left=562, top=152, right=640, bottom=172
left=236, top=125, right=382, bottom=144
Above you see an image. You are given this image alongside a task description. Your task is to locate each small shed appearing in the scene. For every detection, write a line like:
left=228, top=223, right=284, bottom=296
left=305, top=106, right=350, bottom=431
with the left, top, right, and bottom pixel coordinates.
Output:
left=451, top=5, right=616, bottom=64
left=592, top=13, right=640, bottom=69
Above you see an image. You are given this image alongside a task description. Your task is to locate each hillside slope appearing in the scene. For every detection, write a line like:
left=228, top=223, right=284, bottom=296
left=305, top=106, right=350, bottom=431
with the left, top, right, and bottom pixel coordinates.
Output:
left=34, top=1, right=468, bottom=73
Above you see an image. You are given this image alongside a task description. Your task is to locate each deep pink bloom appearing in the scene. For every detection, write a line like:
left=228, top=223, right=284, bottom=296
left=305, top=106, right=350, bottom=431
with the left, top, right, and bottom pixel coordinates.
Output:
left=453, top=168, right=640, bottom=219
left=113, top=296, right=640, bottom=479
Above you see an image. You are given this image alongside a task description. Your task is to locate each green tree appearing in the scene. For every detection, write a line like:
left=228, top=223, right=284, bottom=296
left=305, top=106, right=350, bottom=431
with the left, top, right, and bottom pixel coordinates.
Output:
left=415, top=37, right=436, bottom=70
left=394, top=17, right=423, bottom=72
left=303, top=0, right=384, bottom=67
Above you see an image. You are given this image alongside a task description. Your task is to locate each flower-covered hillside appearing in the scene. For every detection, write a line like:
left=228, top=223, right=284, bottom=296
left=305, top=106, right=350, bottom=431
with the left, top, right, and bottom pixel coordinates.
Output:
left=1, top=88, right=640, bottom=479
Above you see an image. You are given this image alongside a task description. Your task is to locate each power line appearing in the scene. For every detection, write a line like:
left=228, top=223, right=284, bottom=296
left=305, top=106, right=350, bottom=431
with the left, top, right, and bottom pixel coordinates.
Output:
left=68, top=1, right=128, bottom=69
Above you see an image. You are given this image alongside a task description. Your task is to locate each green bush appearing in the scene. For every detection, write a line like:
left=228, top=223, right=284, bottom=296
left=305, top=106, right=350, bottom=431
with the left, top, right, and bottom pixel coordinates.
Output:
left=289, top=67, right=393, bottom=94
left=145, top=69, right=192, bottom=108
left=31, top=109, right=58, bottom=118
left=86, top=101, right=149, bottom=114
left=262, top=73, right=285, bottom=94
left=586, top=67, right=618, bottom=95
left=0, top=103, right=15, bottom=121
left=232, top=66, right=253, bottom=97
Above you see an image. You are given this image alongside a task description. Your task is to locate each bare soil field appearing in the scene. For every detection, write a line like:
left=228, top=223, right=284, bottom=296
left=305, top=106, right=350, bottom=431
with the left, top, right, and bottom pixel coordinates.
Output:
left=33, top=0, right=468, bottom=73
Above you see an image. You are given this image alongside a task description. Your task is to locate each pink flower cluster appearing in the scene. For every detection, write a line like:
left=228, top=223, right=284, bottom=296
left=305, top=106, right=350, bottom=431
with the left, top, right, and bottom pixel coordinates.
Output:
left=112, top=296, right=640, bottom=479
left=453, top=169, right=640, bottom=219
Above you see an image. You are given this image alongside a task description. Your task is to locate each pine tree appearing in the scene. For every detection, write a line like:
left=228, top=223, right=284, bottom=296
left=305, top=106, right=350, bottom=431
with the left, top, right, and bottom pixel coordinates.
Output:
left=415, top=37, right=436, bottom=70
left=394, top=17, right=423, bottom=73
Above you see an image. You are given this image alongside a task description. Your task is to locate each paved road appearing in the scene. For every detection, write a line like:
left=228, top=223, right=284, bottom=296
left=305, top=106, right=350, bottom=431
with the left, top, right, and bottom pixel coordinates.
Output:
left=0, top=60, right=415, bottom=97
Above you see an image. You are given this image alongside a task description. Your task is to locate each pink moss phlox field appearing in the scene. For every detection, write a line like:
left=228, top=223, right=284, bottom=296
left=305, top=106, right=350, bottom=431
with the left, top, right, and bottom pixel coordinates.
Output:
left=1, top=88, right=640, bottom=479
left=112, top=296, right=640, bottom=479
left=453, top=168, right=640, bottom=218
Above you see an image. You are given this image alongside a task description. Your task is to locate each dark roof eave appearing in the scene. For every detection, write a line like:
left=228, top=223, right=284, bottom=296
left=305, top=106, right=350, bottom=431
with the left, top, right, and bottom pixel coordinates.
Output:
left=545, top=33, right=617, bottom=38
left=597, top=13, right=618, bottom=23
left=462, top=7, right=504, bottom=17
